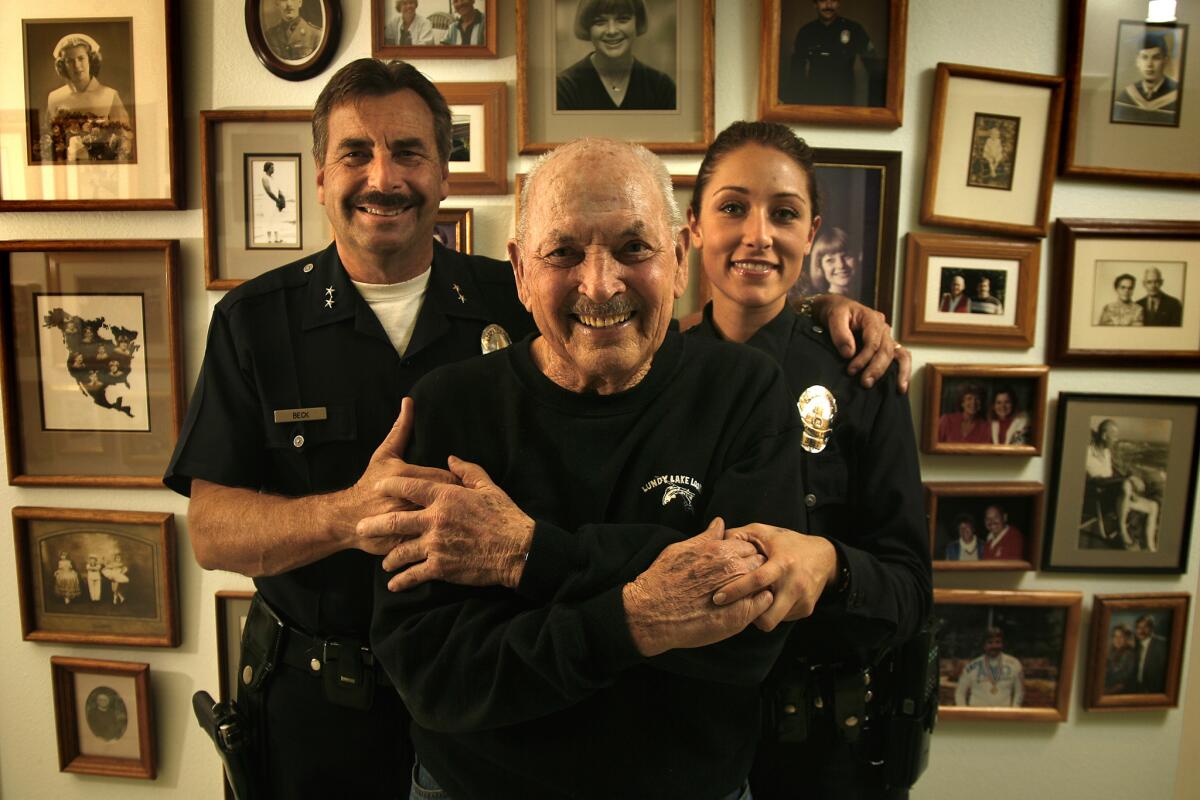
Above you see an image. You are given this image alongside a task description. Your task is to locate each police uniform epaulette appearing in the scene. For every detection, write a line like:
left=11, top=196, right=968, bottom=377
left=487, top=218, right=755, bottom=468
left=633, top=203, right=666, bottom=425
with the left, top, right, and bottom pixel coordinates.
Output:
left=214, top=247, right=331, bottom=311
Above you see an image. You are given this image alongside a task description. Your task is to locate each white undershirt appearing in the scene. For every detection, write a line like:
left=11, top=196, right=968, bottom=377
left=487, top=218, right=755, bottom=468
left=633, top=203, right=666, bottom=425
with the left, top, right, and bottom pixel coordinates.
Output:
left=351, top=268, right=432, bottom=356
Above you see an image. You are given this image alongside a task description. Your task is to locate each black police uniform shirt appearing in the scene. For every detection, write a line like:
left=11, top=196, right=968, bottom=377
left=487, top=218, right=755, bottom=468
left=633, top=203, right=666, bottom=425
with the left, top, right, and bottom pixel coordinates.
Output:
left=788, top=16, right=880, bottom=106
left=371, top=329, right=806, bottom=800
left=163, top=241, right=534, bottom=639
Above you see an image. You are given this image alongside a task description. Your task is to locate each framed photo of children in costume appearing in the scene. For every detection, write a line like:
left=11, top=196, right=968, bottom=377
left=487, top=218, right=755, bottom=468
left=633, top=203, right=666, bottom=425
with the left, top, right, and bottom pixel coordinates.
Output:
left=1, top=1, right=181, bottom=210
left=922, top=363, right=1049, bottom=456
left=1085, top=593, right=1190, bottom=711
left=925, top=482, right=1043, bottom=572
left=245, top=0, right=341, bottom=81
left=13, top=506, right=178, bottom=647
left=50, top=656, right=156, bottom=779
left=372, top=0, right=498, bottom=59
left=1043, top=393, right=1198, bottom=574
left=0, top=240, right=183, bottom=486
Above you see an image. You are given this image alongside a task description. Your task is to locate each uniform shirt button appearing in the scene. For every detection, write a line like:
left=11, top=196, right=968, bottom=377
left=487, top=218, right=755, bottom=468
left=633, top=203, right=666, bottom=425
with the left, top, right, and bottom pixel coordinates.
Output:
left=242, top=665, right=254, bottom=685
left=310, top=658, right=322, bottom=673
left=303, top=263, right=314, bottom=273
left=293, top=435, right=305, bottom=448
left=812, top=325, right=824, bottom=334
left=804, top=493, right=817, bottom=508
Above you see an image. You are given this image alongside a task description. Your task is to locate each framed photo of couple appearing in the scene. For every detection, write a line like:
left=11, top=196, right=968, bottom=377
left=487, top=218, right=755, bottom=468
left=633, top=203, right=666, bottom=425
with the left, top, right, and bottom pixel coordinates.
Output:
left=922, top=364, right=1049, bottom=456
left=372, top=0, right=498, bottom=59
left=1085, top=593, right=1190, bottom=711
left=925, top=482, right=1043, bottom=571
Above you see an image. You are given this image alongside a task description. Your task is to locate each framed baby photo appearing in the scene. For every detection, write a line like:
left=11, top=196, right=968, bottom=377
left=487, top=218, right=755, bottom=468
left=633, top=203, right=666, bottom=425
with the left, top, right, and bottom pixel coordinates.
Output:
left=1048, top=219, right=1200, bottom=368
left=517, top=0, right=715, bottom=153
left=1044, top=393, right=1198, bottom=574
left=0, top=240, right=184, bottom=486
left=1063, top=0, right=1198, bottom=185
left=373, top=0, right=498, bottom=58
left=922, top=363, right=1049, bottom=456
left=758, top=0, right=907, bottom=128
left=435, top=208, right=475, bottom=254
left=50, top=656, right=155, bottom=779
left=1085, top=593, right=1190, bottom=711
left=921, top=63, right=1065, bottom=238
left=440, top=82, right=508, bottom=195
left=0, top=0, right=182, bottom=210
left=13, top=507, right=178, bottom=647
left=925, top=482, right=1043, bottom=572
left=935, top=589, right=1082, bottom=722
left=245, top=0, right=341, bottom=81
left=900, top=233, right=1040, bottom=349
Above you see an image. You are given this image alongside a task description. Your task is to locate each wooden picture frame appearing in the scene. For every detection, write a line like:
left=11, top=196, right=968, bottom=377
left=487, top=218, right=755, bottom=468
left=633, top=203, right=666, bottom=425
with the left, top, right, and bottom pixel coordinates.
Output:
left=435, top=208, right=475, bottom=254
left=1044, top=393, right=1198, bottom=574
left=517, top=0, right=715, bottom=154
left=50, top=656, right=156, bottom=779
left=0, top=240, right=184, bottom=486
left=900, top=232, right=1039, bottom=349
left=13, top=507, right=178, bottom=647
left=441, top=82, right=508, bottom=195
left=372, top=0, right=498, bottom=58
left=921, top=63, right=1065, bottom=238
left=0, top=0, right=182, bottom=210
left=758, top=0, right=907, bottom=128
left=1085, top=593, right=1191, bottom=711
left=934, top=589, right=1082, bottom=722
left=245, top=0, right=341, bottom=81
left=1049, top=218, right=1200, bottom=367
left=925, top=482, right=1044, bottom=571
left=922, top=363, right=1049, bottom=456
left=1062, top=0, right=1199, bottom=185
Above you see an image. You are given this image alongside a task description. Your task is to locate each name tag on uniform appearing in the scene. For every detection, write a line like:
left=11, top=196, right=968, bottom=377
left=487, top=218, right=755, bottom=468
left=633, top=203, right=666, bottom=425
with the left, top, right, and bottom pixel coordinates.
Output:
left=273, top=407, right=328, bottom=423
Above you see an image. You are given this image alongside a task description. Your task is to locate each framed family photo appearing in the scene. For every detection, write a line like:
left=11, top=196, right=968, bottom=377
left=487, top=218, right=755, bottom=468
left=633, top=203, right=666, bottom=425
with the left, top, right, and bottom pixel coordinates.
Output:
left=517, top=0, right=714, bottom=153
left=435, top=208, right=474, bottom=253
left=1063, top=0, right=1199, bottom=185
left=758, top=0, right=907, bottom=128
left=0, top=240, right=183, bottom=486
left=0, top=1, right=181, bottom=210
left=440, top=82, right=508, bottom=195
left=245, top=0, right=341, bottom=81
left=13, top=507, right=178, bottom=647
left=373, top=0, right=498, bottom=58
left=50, top=656, right=155, bottom=779
left=900, top=233, right=1039, bottom=349
left=1049, top=219, right=1200, bottom=367
left=921, top=63, right=1065, bottom=238
left=922, top=363, right=1048, bottom=456
left=925, top=482, right=1043, bottom=571
left=1085, top=593, right=1190, bottom=711
left=1044, top=393, right=1198, bottom=574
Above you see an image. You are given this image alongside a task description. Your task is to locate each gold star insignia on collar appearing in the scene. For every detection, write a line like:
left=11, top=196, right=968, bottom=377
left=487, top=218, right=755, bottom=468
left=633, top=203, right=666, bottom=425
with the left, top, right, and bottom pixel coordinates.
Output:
left=324, top=298, right=335, bottom=309
left=325, top=286, right=335, bottom=297
left=452, top=283, right=466, bottom=304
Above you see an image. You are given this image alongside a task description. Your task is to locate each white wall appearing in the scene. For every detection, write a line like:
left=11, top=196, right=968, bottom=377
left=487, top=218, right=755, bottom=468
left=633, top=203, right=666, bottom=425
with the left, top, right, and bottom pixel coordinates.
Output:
left=0, top=1, right=1196, bottom=798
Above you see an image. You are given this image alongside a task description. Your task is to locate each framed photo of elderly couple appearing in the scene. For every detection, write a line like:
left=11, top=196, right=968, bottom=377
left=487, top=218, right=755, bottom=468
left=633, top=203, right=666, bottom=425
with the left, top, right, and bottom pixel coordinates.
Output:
left=372, top=0, right=498, bottom=58
left=1044, top=393, right=1199, bottom=574
left=925, top=482, right=1044, bottom=571
left=517, top=0, right=714, bottom=153
left=0, top=0, right=182, bottom=210
left=1049, top=219, right=1200, bottom=367
left=922, top=363, right=1049, bottom=456
left=1085, top=593, right=1191, bottom=711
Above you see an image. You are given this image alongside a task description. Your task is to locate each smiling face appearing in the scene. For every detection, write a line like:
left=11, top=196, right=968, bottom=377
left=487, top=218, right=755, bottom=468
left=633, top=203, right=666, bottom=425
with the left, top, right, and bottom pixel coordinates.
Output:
left=983, top=505, right=1004, bottom=535
left=957, top=520, right=976, bottom=543
left=1112, top=627, right=1128, bottom=650
left=589, top=11, right=637, bottom=60
left=992, top=391, right=1013, bottom=420
left=819, top=251, right=855, bottom=294
left=399, top=0, right=418, bottom=23
left=1116, top=277, right=1136, bottom=302
left=62, top=45, right=91, bottom=87
left=977, top=277, right=991, bottom=297
left=452, top=0, right=476, bottom=19
left=1136, top=46, right=1166, bottom=83
left=1136, top=618, right=1152, bottom=641
left=960, top=390, right=981, bottom=418
left=950, top=275, right=965, bottom=297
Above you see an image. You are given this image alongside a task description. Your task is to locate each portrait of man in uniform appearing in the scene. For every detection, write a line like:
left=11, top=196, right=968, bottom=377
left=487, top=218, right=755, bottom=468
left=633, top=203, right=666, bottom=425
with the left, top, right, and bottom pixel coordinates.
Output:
left=261, top=0, right=325, bottom=62
left=1110, top=22, right=1186, bottom=127
left=780, top=0, right=887, bottom=107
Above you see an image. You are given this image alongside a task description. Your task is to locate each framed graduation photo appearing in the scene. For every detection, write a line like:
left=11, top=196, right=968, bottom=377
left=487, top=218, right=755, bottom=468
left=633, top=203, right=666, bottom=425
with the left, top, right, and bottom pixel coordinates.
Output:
left=50, top=656, right=156, bottom=779
left=1085, top=593, right=1190, bottom=711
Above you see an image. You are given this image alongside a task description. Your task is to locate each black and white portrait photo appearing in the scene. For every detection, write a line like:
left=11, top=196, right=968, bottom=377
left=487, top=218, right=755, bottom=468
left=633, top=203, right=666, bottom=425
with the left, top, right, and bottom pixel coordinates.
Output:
left=935, top=267, right=1007, bottom=315
left=261, top=0, right=326, bottom=62
left=554, top=0, right=678, bottom=111
left=1111, top=21, right=1186, bottom=127
left=1092, top=259, right=1186, bottom=327
left=245, top=155, right=301, bottom=249
left=85, top=686, right=129, bottom=742
left=966, top=113, right=1019, bottom=190
left=778, top=0, right=888, bottom=107
left=22, top=19, right=137, bottom=165
left=71, top=670, right=143, bottom=760
left=1081, top=415, right=1170, bottom=553
left=37, top=530, right=157, bottom=620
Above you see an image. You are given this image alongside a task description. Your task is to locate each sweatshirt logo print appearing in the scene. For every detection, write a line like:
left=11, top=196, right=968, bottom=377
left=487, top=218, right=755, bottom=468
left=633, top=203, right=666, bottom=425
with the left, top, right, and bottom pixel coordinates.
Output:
left=641, top=474, right=702, bottom=512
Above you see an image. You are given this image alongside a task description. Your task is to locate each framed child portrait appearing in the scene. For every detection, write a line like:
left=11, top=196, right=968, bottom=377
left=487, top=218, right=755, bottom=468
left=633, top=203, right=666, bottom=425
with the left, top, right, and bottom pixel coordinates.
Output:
left=922, top=363, right=1049, bottom=456
left=50, top=656, right=156, bottom=779
left=1085, top=593, right=1190, bottom=711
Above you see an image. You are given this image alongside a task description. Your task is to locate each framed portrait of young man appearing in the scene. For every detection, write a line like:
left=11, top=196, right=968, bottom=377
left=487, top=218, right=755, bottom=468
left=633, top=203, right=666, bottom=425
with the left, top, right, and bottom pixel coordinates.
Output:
left=245, top=0, right=341, bottom=81
left=922, top=363, right=1049, bottom=456
left=1085, top=593, right=1190, bottom=711
left=925, top=482, right=1043, bottom=571
left=372, top=0, right=498, bottom=58
left=50, top=656, right=156, bottom=779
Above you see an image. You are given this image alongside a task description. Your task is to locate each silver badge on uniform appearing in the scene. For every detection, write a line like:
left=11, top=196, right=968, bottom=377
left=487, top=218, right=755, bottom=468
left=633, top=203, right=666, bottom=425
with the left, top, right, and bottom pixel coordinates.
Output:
left=480, top=323, right=512, bottom=354
left=797, top=385, right=837, bottom=454
left=840, top=29, right=851, bottom=44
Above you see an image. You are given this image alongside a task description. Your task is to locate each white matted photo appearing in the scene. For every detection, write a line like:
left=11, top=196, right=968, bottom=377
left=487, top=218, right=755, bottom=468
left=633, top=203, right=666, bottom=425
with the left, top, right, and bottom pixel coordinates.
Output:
left=245, top=155, right=301, bottom=249
left=925, top=256, right=1019, bottom=327
left=447, top=105, right=485, bottom=174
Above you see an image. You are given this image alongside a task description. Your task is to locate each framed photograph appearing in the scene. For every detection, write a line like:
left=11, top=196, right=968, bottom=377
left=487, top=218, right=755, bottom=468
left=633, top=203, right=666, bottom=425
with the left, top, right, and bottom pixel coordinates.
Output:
left=1063, top=0, right=1199, bottom=185
left=50, top=656, right=155, bottom=779
left=0, top=240, right=183, bottom=486
left=1049, top=219, right=1200, bottom=367
left=245, top=0, right=341, bottom=81
left=921, top=63, right=1065, bottom=238
left=245, top=154, right=302, bottom=251
left=440, top=82, right=508, bottom=195
left=935, top=589, right=1082, bottom=722
left=1044, top=393, right=1198, bottom=573
left=434, top=208, right=474, bottom=254
left=925, top=482, right=1043, bottom=571
left=372, top=0, right=498, bottom=58
left=758, top=0, right=907, bottom=128
left=1085, top=593, right=1190, bottom=711
left=13, top=507, right=178, bottom=647
left=922, top=363, right=1049, bottom=456
left=900, top=232, right=1039, bottom=348
left=516, top=0, right=715, bottom=154
left=0, top=1, right=181, bottom=210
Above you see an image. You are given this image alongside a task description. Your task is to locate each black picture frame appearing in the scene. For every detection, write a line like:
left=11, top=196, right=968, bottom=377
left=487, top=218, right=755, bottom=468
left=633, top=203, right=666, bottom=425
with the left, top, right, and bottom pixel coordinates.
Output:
left=245, top=0, right=341, bottom=81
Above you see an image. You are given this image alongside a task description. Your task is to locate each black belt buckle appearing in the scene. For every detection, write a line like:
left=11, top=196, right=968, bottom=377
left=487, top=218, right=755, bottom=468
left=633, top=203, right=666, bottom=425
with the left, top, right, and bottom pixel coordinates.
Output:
left=321, top=638, right=376, bottom=711
left=239, top=594, right=284, bottom=694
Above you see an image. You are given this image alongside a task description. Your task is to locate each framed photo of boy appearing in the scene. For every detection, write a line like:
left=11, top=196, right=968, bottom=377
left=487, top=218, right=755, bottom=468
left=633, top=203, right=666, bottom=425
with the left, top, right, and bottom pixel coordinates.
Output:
left=922, top=363, right=1049, bottom=456
left=439, top=82, right=508, bottom=195
left=13, top=507, right=178, bottom=647
left=373, top=0, right=498, bottom=59
left=245, top=0, right=341, bottom=81
left=1085, top=593, right=1190, bottom=711
left=1, top=1, right=181, bottom=210
left=758, top=0, right=907, bottom=128
left=517, top=0, right=714, bottom=153
left=900, top=232, right=1039, bottom=349
left=921, top=63, right=1065, bottom=238
left=925, top=482, right=1043, bottom=571
left=50, top=656, right=155, bottom=779
left=1049, top=219, right=1200, bottom=368
left=0, top=240, right=183, bottom=486
left=1044, top=393, right=1198, bottom=574
left=1063, top=0, right=1198, bottom=185
left=935, top=589, right=1082, bottom=722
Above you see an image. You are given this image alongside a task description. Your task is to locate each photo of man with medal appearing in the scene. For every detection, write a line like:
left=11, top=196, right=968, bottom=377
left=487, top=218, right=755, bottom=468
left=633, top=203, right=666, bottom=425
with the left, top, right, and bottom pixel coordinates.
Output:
left=954, top=626, right=1025, bottom=707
